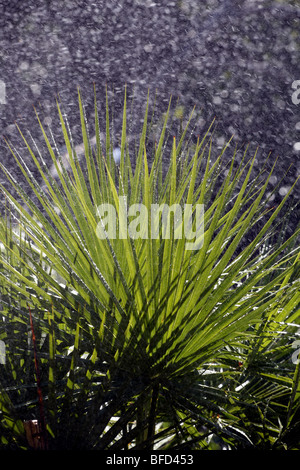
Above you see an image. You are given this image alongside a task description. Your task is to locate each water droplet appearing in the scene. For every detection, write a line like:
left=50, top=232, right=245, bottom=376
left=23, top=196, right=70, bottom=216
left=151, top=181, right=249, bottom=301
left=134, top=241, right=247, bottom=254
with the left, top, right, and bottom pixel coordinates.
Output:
left=293, top=142, right=300, bottom=151
left=213, top=96, right=222, bottom=105
left=279, top=186, right=291, bottom=196
left=113, top=147, right=121, bottom=164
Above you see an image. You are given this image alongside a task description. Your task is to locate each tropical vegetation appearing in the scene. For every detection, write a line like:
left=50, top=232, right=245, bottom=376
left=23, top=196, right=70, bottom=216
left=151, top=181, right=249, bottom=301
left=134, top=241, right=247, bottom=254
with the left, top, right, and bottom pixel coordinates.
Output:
left=0, top=87, right=299, bottom=450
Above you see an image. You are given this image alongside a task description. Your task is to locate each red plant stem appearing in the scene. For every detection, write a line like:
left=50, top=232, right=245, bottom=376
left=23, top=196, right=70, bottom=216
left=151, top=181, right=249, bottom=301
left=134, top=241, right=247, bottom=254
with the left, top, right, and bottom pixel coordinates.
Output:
left=28, top=304, right=48, bottom=449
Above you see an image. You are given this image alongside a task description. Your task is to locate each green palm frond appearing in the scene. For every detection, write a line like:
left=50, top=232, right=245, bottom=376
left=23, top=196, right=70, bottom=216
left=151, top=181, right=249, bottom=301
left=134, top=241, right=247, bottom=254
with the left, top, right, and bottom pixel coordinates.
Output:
left=0, top=87, right=299, bottom=450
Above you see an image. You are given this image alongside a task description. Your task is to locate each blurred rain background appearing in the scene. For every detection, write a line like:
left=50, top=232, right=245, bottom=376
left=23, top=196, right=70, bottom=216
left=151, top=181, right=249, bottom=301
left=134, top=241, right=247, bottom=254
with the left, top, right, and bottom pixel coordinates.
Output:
left=0, top=0, right=299, bottom=235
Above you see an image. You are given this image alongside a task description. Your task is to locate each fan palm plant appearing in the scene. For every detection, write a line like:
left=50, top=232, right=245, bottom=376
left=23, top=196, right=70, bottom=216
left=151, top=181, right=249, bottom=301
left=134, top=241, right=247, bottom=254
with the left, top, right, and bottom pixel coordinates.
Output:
left=0, top=86, right=299, bottom=450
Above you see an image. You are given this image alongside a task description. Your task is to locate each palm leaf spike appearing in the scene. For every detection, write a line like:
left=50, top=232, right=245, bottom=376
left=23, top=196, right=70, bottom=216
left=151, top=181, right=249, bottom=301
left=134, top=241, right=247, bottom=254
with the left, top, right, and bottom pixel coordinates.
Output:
left=27, top=304, right=48, bottom=450
left=47, top=305, right=57, bottom=438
